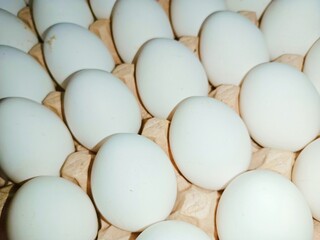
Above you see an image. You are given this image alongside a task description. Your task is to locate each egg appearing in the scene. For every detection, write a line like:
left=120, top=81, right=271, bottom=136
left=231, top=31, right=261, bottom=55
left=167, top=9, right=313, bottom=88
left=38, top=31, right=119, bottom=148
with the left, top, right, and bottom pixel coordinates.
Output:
left=169, top=96, right=251, bottom=190
left=292, top=138, right=320, bottom=221
left=7, top=176, right=98, bottom=240
left=217, top=170, right=313, bottom=240
left=0, top=0, right=26, bottom=15
left=0, top=97, right=75, bottom=183
left=112, top=0, right=174, bottom=63
left=64, top=69, right=141, bottom=151
left=136, top=38, right=208, bottom=119
left=91, top=133, right=177, bottom=232
left=43, top=23, right=115, bottom=89
left=0, top=45, right=54, bottom=102
left=90, top=0, right=116, bottom=19
left=200, top=11, right=269, bottom=86
left=240, top=62, right=320, bottom=152
left=137, top=220, right=211, bottom=240
left=32, top=0, right=94, bottom=39
left=170, top=0, right=226, bottom=37
left=260, top=0, right=320, bottom=59
left=225, top=0, right=271, bottom=19
left=0, top=8, right=38, bottom=52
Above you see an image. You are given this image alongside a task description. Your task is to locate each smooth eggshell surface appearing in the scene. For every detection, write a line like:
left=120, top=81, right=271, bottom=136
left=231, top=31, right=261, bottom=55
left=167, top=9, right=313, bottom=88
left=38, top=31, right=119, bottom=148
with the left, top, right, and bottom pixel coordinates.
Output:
left=200, top=11, right=269, bottom=86
left=43, top=23, right=115, bottom=89
left=225, top=0, right=271, bottom=19
left=112, top=0, right=174, bottom=63
left=0, top=45, right=54, bottom=102
left=260, top=0, right=320, bottom=59
left=0, top=0, right=26, bottom=15
left=91, top=133, right=177, bottom=232
left=136, top=38, right=208, bottom=119
left=137, top=220, right=211, bottom=240
left=240, top=62, right=320, bottom=152
left=170, top=0, right=226, bottom=37
left=0, top=8, right=38, bottom=52
left=89, top=0, right=116, bottom=19
left=7, top=176, right=98, bottom=240
left=0, top=97, right=75, bottom=183
left=217, top=170, right=313, bottom=240
left=292, top=138, right=320, bottom=221
left=169, top=96, right=251, bottom=190
left=32, top=0, right=94, bottom=39
left=64, top=69, right=141, bottom=151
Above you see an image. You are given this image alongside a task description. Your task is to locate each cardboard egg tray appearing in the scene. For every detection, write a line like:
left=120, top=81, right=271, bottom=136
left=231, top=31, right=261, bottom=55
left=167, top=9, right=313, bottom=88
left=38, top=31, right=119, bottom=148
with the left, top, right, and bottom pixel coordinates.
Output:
left=0, top=1, right=320, bottom=239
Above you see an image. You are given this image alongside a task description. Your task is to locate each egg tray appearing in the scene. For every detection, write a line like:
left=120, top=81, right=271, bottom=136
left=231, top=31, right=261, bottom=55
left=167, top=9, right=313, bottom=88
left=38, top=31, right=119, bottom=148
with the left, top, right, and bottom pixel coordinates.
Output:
left=0, top=2, right=320, bottom=240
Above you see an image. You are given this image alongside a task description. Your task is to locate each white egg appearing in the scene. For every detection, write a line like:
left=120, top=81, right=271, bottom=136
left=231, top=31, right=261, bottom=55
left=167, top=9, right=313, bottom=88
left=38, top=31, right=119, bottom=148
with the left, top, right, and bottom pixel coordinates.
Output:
left=292, top=138, right=320, bottom=221
left=170, top=0, right=226, bottom=37
left=91, top=133, right=177, bottom=232
left=0, top=97, right=75, bottom=183
left=7, top=176, right=98, bottom=240
left=169, top=96, right=251, bottom=190
left=0, top=9, right=38, bottom=52
left=64, top=69, right=141, bottom=151
left=217, top=170, right=313, bottom=240
left=225, top=0, right=271, bottom=19
left=200, top=11, right=269, bottom=86
left=32, top=0, right=94, bottom=39
left=137, top=220, right=211, bottom=240
left=112, top=0, right=174, bottom=63
left=43, top=23, right=115, bottom=89
left=0, top=0, right=26, bottom=15
left=240, top=62, right=320, bottom=152
left=260, top=0, right=320, bottom=59
left=0, top=45, right=54, bottom=102
left=136, top=38, right=208, bottom=119
left=90, top=0, right=116, bottom=19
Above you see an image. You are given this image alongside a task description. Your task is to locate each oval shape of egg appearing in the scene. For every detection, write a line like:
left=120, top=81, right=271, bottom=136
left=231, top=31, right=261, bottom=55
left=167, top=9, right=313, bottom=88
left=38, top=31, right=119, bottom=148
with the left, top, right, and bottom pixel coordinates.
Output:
left=0, top=0, right=25, bottom=15
left=225, top=0, right=271, bottom=19
left=112, top=0, right=174, bottom=63
left=0, top=45, right=54, bottom=102
left=217, top=170, right=313, bottom=240
left=0, top=97, right=75, bottom=183
left=136, top=38, right=208, bottom=119
left=170, top=0, right=226, bottom=37
left=292, top=138, right=320, bottom=221
left=64, top=69, right=141, bottom=151
left=90, top=0, right=116, bottom=19
left=7, top=176, right=98, bottom=240
left=169, top=96, right=251, bottom=190
left=240, top=62, right=320, bottom=152
left=260, top=0, right=320, bottom=59
left=91, top=133, right=177, bottom=232
left=32, top=0, right=94, bottom=39
left=137, top=220, right=211, bottom=240
left=200, top=11, right=269, bottom=86
left=43, top=23, right=115, bottom=89
left=0, top=9, right=38, bottom=52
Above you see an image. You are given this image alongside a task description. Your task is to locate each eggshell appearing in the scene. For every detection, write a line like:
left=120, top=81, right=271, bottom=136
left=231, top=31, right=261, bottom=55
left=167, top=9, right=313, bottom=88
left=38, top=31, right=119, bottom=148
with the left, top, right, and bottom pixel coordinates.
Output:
left=169, top=96, right=251, bottom=190
left=112, top=0, right=174, bottom=63
left=0, top=97, right=75, bottom=183
left=170, top=0, right=226, bottom=37
left=32, top=0, right=94, bottom=39
left=43, top=23, right=115, bottom=88
left=137, top=220, right=211, bottom=240
left=0, top=45, right=54, bottom=102
left=90, top=0, right=116, bottom=19
left=64, top=69, right=141, bottom=151
left=225, top=0, right=271, bottom=19
left=0, top=8, right=38, bottom=52
left=217, top=170, right=313, bottom=240
left=7, top=176, right=98, bottom=240
left=292, top=138, right=320, bottom=221
left=136, top=38, right=208, bottom=119
left=240, top=62, right=320, bottom=152
left=0, top=0, right=25, bottom=15
left=260, top=0, right=320, bottom=59
left=91, top=133, right=177, bottom=232
left=200, top=11, right=269, bottom=86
